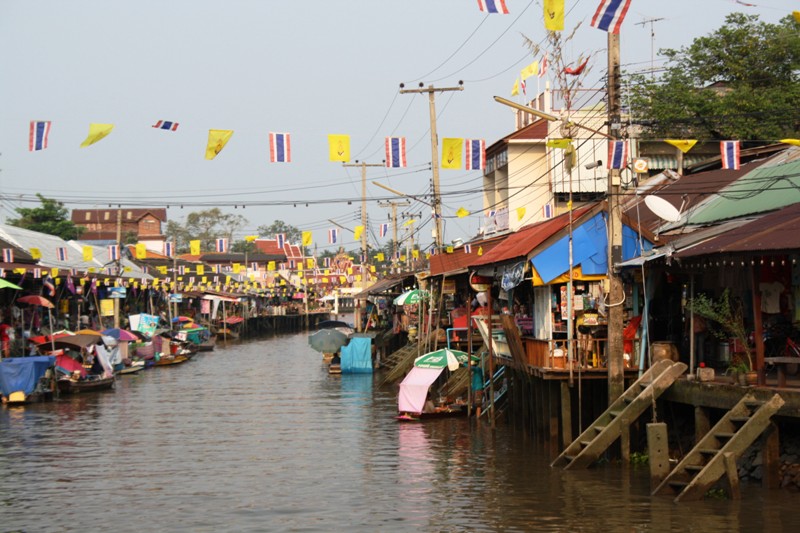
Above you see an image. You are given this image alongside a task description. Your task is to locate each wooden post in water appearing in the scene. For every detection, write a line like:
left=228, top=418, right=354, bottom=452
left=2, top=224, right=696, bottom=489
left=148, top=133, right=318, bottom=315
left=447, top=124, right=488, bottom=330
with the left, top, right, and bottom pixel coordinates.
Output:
left=647, top=422, right=670, bottom=490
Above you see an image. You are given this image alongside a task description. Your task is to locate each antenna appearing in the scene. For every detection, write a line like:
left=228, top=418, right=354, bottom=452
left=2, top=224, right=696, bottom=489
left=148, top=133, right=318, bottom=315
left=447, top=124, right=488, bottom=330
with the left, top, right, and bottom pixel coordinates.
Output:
left=644, top=195, right=681, bottom=222
left=635, top=17, right=665, bottom=80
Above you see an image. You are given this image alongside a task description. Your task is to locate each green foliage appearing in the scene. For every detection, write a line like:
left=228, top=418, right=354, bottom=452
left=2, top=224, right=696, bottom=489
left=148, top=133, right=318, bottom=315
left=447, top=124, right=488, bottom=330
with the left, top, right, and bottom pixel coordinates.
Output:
left=257, top=220, right=302, bottom=245
left=627, top=13, right=800, bottom=140
left=688, top=289, right=752, bottom=370
left=705, top=488, right=728, bottom=500
left=166, top=208, right=247, bottom=253
left=630, top=452, right=649, bottom=466
left=7, top=194, right=84, bottom=240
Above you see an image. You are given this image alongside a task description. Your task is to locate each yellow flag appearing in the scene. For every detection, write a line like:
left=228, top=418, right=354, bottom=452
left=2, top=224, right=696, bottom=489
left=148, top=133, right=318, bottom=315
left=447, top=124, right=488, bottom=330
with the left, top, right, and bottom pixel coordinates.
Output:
left=370, top=265, right=376, bottom=273
left=354, top=225, right=364, bottom=241
left=412, top=249, right=419, bottom=259
left=51, top=267, right=59, bottom=277
left=205, top=129, right=233, bottom=160
left=403, top=219, right=416, bottom=227
left=543, top=0, right=564, bottom=31
left=302, top=231, right=312, bottom=246
left=478, top=247, right=483, bottom=256
left=80, top=123, right=114, bottom=148
left=306, top=258, right=314, bottom=269
left=456, top=207, right=470, bottom=218
left=233, top=263, right=241, bottom=273
left=780, top=139, right=800, bottom=147
left=190, top=240, right=201, bottom=255
left=158, top=265, right=167, bottom=274
left=400, top=255, right=406, bottom=261
left=197, top=265, right=205, bottom=276
left=517, top=207, right=526, bottom=221
left=546, top=138, right=572, bottom=149
left=30, top=247, right=41, bottom=260
left=376, top=252, right=384, bottom=262
left=268, top=261, right=276, bottom=271
left=328, top=134, right=350, bottom=162
left=441, top=138, right=463, bottom=169
left=794, top=11, right=800, bottom=23
left=664, top=139, right=698, bottom=153
left=82, top=246, right=93, bottom=262
left=521, top=61, right=539, bottom=80
left=511, top=78, right=520, bottom=96
left=446, top=246, right=454, bottom=254
left=134, top=243, right=146, bottom=259
left=245, top=235, right=257, bottom=243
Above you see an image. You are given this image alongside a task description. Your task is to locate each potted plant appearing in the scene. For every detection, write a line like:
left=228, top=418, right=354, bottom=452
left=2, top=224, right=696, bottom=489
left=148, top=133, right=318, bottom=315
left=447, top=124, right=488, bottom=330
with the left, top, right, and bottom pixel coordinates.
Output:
left=688, top=289, right=756, bottom=384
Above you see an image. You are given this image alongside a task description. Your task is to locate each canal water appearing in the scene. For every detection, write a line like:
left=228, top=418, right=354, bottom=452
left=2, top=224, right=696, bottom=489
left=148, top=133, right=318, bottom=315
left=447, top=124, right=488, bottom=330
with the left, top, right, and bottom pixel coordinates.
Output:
left=1, top=333, right=798, bottom=532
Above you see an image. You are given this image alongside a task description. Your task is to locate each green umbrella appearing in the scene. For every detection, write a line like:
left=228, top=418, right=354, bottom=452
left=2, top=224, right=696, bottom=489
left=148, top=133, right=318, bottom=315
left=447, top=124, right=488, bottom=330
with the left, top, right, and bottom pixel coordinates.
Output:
left=414, top=348, right=470, bottom=371
left=393, top=289, right=429, bottom=306
left=0, top=279, right=23, bottom=290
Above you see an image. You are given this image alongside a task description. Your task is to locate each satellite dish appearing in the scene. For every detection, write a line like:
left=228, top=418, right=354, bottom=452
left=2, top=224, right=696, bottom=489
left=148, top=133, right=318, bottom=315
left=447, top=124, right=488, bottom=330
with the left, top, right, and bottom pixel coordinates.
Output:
left=644, top=195, right=682, bottom=222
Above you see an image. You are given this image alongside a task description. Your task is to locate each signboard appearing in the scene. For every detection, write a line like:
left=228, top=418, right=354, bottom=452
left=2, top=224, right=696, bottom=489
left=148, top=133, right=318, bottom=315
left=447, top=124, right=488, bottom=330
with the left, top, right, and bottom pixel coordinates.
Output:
left=169, top=293, right=183, bottom=303
left=100, top=299, right=114, bottom=317
left=108, top=287, right=127, bottom=299
left=130, top=313, right=159, bottom=337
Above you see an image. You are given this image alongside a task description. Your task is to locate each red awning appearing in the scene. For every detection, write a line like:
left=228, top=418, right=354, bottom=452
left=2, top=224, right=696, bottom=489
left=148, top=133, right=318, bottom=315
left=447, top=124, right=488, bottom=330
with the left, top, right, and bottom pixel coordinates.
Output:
left=429, top=234, right=507, bottom=276
left=470, top=206, right=595, bottom=267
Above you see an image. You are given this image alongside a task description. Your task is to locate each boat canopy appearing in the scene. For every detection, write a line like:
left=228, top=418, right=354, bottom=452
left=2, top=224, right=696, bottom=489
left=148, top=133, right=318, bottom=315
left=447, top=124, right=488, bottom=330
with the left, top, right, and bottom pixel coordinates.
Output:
left=398, top=367, right=443, bottom=414
left=0, top=356, right=56, bottom=397
left=340, top=337, right=372, bottom=373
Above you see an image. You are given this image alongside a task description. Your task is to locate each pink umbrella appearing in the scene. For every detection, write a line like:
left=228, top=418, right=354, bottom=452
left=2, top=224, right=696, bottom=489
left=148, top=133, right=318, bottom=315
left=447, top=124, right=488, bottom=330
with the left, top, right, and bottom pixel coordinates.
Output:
left=101, top=328, right=138, bottom=342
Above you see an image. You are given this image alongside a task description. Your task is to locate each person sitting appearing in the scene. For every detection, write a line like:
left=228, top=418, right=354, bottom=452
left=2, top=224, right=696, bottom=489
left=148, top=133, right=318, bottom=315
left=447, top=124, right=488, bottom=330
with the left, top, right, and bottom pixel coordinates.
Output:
left=423, top=393, right=436, bottom=414
left=331, top=353, right=341, bottom=366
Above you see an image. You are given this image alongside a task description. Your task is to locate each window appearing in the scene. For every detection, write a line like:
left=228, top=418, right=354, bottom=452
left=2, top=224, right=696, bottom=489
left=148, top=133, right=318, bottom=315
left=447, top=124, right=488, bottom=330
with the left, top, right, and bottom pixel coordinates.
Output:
left=85, top=212, right=91, bottom=221
left=104, top=212, right=110, bottom=221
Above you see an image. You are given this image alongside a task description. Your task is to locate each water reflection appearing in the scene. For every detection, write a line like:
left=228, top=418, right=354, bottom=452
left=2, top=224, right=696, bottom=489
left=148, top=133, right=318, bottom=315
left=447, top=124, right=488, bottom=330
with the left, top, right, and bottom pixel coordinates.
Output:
left=1, top=333, right=800, bottom=532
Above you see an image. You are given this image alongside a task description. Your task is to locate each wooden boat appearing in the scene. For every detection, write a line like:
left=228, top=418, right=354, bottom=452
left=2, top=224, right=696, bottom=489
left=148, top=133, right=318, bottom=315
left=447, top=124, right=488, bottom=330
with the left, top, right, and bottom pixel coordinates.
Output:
left=328, top=363, right=342, bottom=375
left=396, top=405, right=467, bottom=421
left=0, top=356, right=57, bottom=405
left=57, top=374, right=115, bottom=394
left=153, top=354, right=190, bottom=366
left=117, top=361, right=145, bottom=375
left=196, top=334, right=216, bottom=352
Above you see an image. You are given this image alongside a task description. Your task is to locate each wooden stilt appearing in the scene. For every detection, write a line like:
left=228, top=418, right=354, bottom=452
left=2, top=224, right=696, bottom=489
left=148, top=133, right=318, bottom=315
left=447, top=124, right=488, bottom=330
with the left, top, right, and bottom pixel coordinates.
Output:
left=647, top=422, right=670, bottom=490
left=762, top=422, right=780, bottom=490
left=561, top=381, right=572, bottom=447
left=723, top=452, right=741, bottom=500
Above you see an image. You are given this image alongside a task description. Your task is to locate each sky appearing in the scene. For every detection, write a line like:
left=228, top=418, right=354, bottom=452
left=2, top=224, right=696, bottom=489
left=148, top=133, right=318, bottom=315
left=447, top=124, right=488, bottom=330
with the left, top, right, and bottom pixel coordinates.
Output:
left=0, top=0, right=793, bottom=254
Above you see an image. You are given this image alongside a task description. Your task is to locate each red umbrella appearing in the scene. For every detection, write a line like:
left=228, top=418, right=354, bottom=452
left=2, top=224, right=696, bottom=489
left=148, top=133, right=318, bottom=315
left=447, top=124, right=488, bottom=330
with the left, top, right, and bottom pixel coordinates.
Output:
left=18, top=295, right=55, bottom=308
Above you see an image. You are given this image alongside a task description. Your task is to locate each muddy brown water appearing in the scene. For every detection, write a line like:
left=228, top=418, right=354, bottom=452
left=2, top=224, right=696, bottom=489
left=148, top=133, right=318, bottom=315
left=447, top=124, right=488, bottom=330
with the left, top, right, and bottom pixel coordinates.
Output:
left=1, top=333, right=798, bottom=532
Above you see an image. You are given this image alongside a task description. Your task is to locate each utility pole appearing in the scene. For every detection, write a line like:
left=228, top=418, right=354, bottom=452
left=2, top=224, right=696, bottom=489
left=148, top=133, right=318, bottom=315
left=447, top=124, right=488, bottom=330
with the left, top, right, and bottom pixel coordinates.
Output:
left=378, top=199, right=410, bottom=273
left=399, top=82, right=464, bottom=250
left=343, top=160, right=383, bottom=330
left=114, top=207, right=122, bottom=328
left=607, top=32, right=625, bottom=403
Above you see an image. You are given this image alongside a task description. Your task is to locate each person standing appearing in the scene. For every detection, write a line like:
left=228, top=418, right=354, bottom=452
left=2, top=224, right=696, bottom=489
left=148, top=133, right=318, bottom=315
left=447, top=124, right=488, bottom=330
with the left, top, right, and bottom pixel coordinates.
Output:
left=0, top=318, right=14, bottom=357
left=471, top=360, right=484, bottom=417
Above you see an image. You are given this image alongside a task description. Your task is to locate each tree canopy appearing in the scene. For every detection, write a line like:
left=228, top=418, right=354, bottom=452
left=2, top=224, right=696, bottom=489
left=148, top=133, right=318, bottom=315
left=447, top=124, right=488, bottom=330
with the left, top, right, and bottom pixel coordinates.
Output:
left=626, top=13, right=800, bottom=141
left=7, top=194, right=84, bottom=240
left=257, top=220, right=302, bottom=245
left=166, top=208, right=247, bottom=253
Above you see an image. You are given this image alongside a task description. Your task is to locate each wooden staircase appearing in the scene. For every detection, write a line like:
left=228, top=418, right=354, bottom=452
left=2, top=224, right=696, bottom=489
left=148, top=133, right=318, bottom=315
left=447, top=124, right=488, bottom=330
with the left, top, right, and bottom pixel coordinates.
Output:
left=551, top=359, right=687, bottom=469
left=653, top=393, right=785, bottom=502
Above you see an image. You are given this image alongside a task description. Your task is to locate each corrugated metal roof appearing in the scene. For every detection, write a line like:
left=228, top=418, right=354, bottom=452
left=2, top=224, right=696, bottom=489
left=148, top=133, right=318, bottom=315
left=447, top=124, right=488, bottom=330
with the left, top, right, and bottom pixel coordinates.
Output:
left=676, top=204, right=800, bottom=258
left=687, top=147, right=800, bottom=224
left=429, top=234, right=506, bottom=276
left=0, top=224, right=152, bottom=278
left=470, top=205, right=596, bottom=267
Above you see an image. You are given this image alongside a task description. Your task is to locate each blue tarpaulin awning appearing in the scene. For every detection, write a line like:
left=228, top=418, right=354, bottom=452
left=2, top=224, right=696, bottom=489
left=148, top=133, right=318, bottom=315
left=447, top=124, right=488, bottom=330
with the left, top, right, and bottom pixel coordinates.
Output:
left=0, top=356, right=56, bottom=397
left=340, top=337, right=373, bottom=374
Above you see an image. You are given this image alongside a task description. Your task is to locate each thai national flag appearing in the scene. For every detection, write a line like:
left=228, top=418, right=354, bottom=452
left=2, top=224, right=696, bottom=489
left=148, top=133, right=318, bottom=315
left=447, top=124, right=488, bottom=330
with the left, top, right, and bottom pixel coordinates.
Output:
left=178, top=265, right=186, bottom=275
left=477, top=0, right=509, bottom=14
left=269, top=132, right=291, bottom=163
left=214, top=264, right=222, bottom=274
left=108, top=244, right=119, bottom=262
left=33, top=268, right=42, bottom=279
left=251, top=262, right=259, bottom=271
left=216, top=238, right=228, bottom=253
left=2, top=248, right=13, bottom=263
left=43, top=275, right=56, bottom=296
left=29, top=120, right=52, bottom=151
left=328, top=228, right=339, bottom=244
left=152, top=120, right=179, bottom=131
left=720, top=141, right=740, bottom=170
left=385, top=137, right=407, bottom=168
left=464, top=244, right=472, bottom=254
left=164, top=242, right=174, bottom=258
left=465, top=139, right=486, bottom=170
left=608, top=140, right=628, bottom=169
left=289, top=259, right=296, bottom=269
left=543, top=203, right=553, bottom=219
left=379, top=223, right=389, bottom=238
left=590, top=0, right=632, bottom=34
left=56, top=247, right=68, bottom=261
left=276, top=233, right=285, bottom=249
left=324, top=257, right=331, bottom=268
